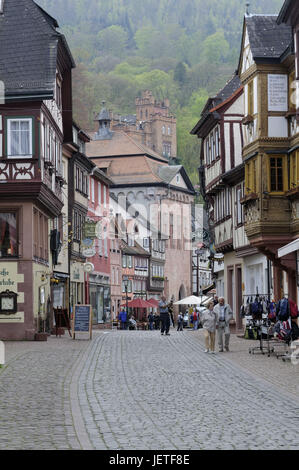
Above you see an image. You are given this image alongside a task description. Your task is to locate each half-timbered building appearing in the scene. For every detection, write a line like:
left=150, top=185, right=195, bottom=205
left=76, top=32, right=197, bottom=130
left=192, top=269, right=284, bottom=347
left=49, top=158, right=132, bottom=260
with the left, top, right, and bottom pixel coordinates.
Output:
left=0, top=0, right=75, bottom=339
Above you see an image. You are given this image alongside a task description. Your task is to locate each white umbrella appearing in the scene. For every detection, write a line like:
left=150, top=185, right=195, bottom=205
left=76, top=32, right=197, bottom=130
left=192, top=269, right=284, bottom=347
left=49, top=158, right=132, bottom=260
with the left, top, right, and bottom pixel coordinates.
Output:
left=174, top=295, right=209, bottom=305
left=201, top=296, right=214, bottom=306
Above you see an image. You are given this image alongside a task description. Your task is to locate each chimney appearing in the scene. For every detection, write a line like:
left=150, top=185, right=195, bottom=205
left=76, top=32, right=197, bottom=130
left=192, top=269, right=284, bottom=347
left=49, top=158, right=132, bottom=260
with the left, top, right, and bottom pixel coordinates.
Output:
left=0, top=1, right=4, bottom=14
left=245, top=2, right=250, bottom=17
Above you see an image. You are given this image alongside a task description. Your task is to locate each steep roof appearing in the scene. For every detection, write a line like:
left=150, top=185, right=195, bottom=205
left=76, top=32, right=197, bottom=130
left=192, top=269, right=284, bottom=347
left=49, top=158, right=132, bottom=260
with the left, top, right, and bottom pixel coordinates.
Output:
left=245, top=15, right=292, bottom=60
left=157, top=165, right=183, bottom=184
left=214, top=74, right=242, bottom=103
left=0, top=0, right=75, bottom=100
left=121, top=240, right=150, bottom=257
left=190, top=74, right=242, bottom=136
left=86, top=127, right=195, bottom=194
left=86, top=130, right=168, bottom=163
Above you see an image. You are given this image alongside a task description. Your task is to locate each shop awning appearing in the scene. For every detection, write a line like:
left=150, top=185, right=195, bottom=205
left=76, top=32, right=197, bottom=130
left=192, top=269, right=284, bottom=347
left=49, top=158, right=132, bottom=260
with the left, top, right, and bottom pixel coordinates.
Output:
left=147, top=298, right=159, bottom=307
left=278, top=239, right=299, bottom=258
left=120, top=298, right=154, bottom=309
left=174, top=295, right=209, bottom=305
left=201, top=296, right=214, bottom=306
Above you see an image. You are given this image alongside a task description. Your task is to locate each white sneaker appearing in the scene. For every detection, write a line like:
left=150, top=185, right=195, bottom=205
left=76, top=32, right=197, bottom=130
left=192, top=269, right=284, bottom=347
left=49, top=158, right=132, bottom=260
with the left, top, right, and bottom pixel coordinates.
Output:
left=204, top=349, right=209, bottom=353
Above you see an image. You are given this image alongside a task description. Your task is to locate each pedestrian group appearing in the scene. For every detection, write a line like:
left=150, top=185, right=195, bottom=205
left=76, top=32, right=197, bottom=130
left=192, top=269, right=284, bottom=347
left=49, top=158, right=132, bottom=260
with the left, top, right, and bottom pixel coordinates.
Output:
left=117, top=294, right=233, bottom=354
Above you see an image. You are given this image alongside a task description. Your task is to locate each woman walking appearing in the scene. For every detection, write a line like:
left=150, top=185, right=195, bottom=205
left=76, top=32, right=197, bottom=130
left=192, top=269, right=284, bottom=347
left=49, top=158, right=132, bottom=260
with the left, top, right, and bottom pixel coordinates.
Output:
left=200, top=301, right=217, bottom=354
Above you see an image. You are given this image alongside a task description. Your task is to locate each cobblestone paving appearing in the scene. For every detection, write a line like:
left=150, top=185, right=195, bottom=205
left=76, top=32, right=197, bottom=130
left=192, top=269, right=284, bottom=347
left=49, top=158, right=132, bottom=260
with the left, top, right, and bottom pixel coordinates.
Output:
left=1, top=329, right=299, bottom=450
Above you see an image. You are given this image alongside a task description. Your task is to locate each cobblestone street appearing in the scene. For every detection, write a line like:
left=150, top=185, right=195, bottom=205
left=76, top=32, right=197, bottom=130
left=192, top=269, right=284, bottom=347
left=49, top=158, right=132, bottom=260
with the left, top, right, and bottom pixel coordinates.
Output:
left=1, top=329, right=299, bottom=450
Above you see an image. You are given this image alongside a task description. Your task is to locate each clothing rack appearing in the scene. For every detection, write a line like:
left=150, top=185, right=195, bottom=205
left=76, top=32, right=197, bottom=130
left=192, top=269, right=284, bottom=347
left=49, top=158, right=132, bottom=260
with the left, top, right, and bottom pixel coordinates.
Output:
left=246, top=296, right=294, bottom=358
left=245, top=295, right=277, bottom=356
left=248, top=318, right=275, bottom=356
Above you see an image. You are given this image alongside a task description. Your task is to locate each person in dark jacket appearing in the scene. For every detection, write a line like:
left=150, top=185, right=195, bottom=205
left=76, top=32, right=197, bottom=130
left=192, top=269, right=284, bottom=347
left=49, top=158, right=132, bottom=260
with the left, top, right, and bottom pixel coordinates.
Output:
left=119, top=309, right=127, bottom=330
left=148, top=312, right=154, bottom=330
left=159, top=295, right=171, bottom=336
left=154, top=313, right=160, bottom=330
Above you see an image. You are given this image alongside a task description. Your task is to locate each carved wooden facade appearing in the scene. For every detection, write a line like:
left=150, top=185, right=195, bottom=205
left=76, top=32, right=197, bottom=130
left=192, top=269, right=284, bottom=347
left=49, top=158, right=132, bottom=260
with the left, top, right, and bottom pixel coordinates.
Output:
left=238, top=10, right=298, bottom=300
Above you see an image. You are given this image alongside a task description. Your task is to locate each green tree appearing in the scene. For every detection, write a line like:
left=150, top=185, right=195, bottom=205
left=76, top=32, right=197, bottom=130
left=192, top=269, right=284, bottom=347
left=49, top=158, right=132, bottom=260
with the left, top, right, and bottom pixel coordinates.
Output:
left=97, top=25, right=129, bottom=58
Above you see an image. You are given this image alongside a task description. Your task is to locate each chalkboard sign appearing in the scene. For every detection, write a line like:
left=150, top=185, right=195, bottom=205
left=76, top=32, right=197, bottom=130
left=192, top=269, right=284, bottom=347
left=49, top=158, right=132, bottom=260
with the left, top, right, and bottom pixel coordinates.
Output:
left=72, top=304, right=92, bottom=340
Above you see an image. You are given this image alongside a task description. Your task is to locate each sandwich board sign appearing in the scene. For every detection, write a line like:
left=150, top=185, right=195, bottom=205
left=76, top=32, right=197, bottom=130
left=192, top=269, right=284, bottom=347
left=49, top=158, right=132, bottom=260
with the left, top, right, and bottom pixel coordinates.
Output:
left=72, top=304, right=92, bottom=340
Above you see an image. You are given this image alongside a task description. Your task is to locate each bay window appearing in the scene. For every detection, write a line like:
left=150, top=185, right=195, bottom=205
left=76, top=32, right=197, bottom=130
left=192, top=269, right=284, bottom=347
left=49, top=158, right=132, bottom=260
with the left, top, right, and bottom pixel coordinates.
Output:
left=268, top=156, right=287, bottom=193
left=7, top=118, right=33, bottom=158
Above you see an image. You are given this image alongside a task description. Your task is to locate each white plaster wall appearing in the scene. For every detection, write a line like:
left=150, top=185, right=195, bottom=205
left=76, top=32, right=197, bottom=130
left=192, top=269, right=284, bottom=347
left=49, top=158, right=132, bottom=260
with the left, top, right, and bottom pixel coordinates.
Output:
left=268, top=117, right=288, bottom=138
left=233, top=123, right=243, bottom=167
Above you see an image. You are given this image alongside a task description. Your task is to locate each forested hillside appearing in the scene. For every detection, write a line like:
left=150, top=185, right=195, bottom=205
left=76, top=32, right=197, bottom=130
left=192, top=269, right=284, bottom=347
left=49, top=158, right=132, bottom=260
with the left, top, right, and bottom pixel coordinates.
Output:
left=37, top=0, right=284, bottom=182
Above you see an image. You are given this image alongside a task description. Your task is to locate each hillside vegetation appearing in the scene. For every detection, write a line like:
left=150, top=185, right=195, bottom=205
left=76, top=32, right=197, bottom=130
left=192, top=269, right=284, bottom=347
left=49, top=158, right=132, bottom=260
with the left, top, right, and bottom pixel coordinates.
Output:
left=37, top=0, right=284, bottom=183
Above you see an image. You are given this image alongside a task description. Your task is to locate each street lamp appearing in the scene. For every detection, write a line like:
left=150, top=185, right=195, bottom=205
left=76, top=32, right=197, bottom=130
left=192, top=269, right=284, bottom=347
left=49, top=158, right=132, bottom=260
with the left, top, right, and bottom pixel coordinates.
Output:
left=123, top=275, right=129, bottom=328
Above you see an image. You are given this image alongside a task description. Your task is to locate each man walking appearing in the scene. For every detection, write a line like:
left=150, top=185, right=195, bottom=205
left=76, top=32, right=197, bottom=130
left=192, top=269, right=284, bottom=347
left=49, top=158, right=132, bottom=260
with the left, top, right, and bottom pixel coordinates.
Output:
left=119, top=308, right=127, bottom=330
left=159, top=295, right=171, bottom=336
left=214, top=297, right=233, bottom=352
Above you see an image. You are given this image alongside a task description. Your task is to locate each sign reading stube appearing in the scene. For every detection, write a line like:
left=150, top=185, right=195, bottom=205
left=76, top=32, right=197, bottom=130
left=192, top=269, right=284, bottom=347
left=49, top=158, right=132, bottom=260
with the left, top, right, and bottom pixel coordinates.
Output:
left=72, top=304, right=92, bottom=340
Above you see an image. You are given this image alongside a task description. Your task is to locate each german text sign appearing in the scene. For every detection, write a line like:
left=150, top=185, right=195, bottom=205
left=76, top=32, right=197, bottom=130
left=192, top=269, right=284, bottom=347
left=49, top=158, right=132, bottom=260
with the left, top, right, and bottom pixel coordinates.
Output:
left=73, top=305, right=92, bottom=339
left=268, top=74, right=288, bottom=112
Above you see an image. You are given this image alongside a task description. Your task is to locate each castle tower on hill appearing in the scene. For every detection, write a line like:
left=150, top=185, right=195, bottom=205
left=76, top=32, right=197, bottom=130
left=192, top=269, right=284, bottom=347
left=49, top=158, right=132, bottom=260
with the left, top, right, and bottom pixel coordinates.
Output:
left=109, top=90, right=177, bottom=162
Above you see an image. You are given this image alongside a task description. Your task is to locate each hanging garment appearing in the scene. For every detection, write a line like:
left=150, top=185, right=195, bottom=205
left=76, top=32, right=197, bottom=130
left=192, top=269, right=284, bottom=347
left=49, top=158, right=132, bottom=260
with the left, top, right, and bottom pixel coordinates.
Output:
left=268, top=301, right=277, bottom=322
left=289, top=299, right=299, bottom=319
left=277, top=298, right=290, bottom=322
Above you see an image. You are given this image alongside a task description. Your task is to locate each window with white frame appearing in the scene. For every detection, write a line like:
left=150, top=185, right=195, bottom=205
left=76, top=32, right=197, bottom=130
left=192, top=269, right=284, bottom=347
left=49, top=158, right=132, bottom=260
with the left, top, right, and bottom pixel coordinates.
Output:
left=236, top=185, right=244, bottom=225
left=205, top=138, right=210, bottom=165
left=91, top=178, right=95, bottom=203
left=225, top=187, right=231, bottom=217
left=7, top=118, right=33, bottom=158
left=98, top=182, right=102, bottom=206
left=205, top=125, right=220, bottom=165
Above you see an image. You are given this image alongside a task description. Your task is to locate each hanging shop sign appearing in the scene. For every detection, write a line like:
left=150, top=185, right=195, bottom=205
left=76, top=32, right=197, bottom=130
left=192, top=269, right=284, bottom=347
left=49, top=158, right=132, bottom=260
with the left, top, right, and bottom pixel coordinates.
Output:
left=82, top=238, right=94, bottom=248
left=83, top=262, right=95, bottom=274
left=83, top=221, right=97, bottom=239
left=82, top=246, right=96, bottom=258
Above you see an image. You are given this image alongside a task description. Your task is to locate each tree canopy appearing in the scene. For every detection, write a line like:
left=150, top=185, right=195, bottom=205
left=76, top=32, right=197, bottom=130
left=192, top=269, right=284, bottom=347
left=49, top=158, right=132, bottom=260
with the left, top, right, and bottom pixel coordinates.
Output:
left=36, top=0, right=284, bottom=184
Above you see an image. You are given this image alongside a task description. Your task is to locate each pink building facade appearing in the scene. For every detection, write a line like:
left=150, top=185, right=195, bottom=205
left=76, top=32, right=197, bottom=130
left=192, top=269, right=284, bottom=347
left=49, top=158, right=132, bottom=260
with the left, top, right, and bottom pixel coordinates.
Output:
left=86, top=168, right=112, bottom=324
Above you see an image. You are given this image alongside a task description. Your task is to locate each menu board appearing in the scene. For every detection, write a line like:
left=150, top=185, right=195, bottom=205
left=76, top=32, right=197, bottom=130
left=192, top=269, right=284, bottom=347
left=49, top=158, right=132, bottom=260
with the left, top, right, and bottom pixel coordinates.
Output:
left=73, top=304, right=92, bottom=339
left=268, top=74, right=288, bottom=112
